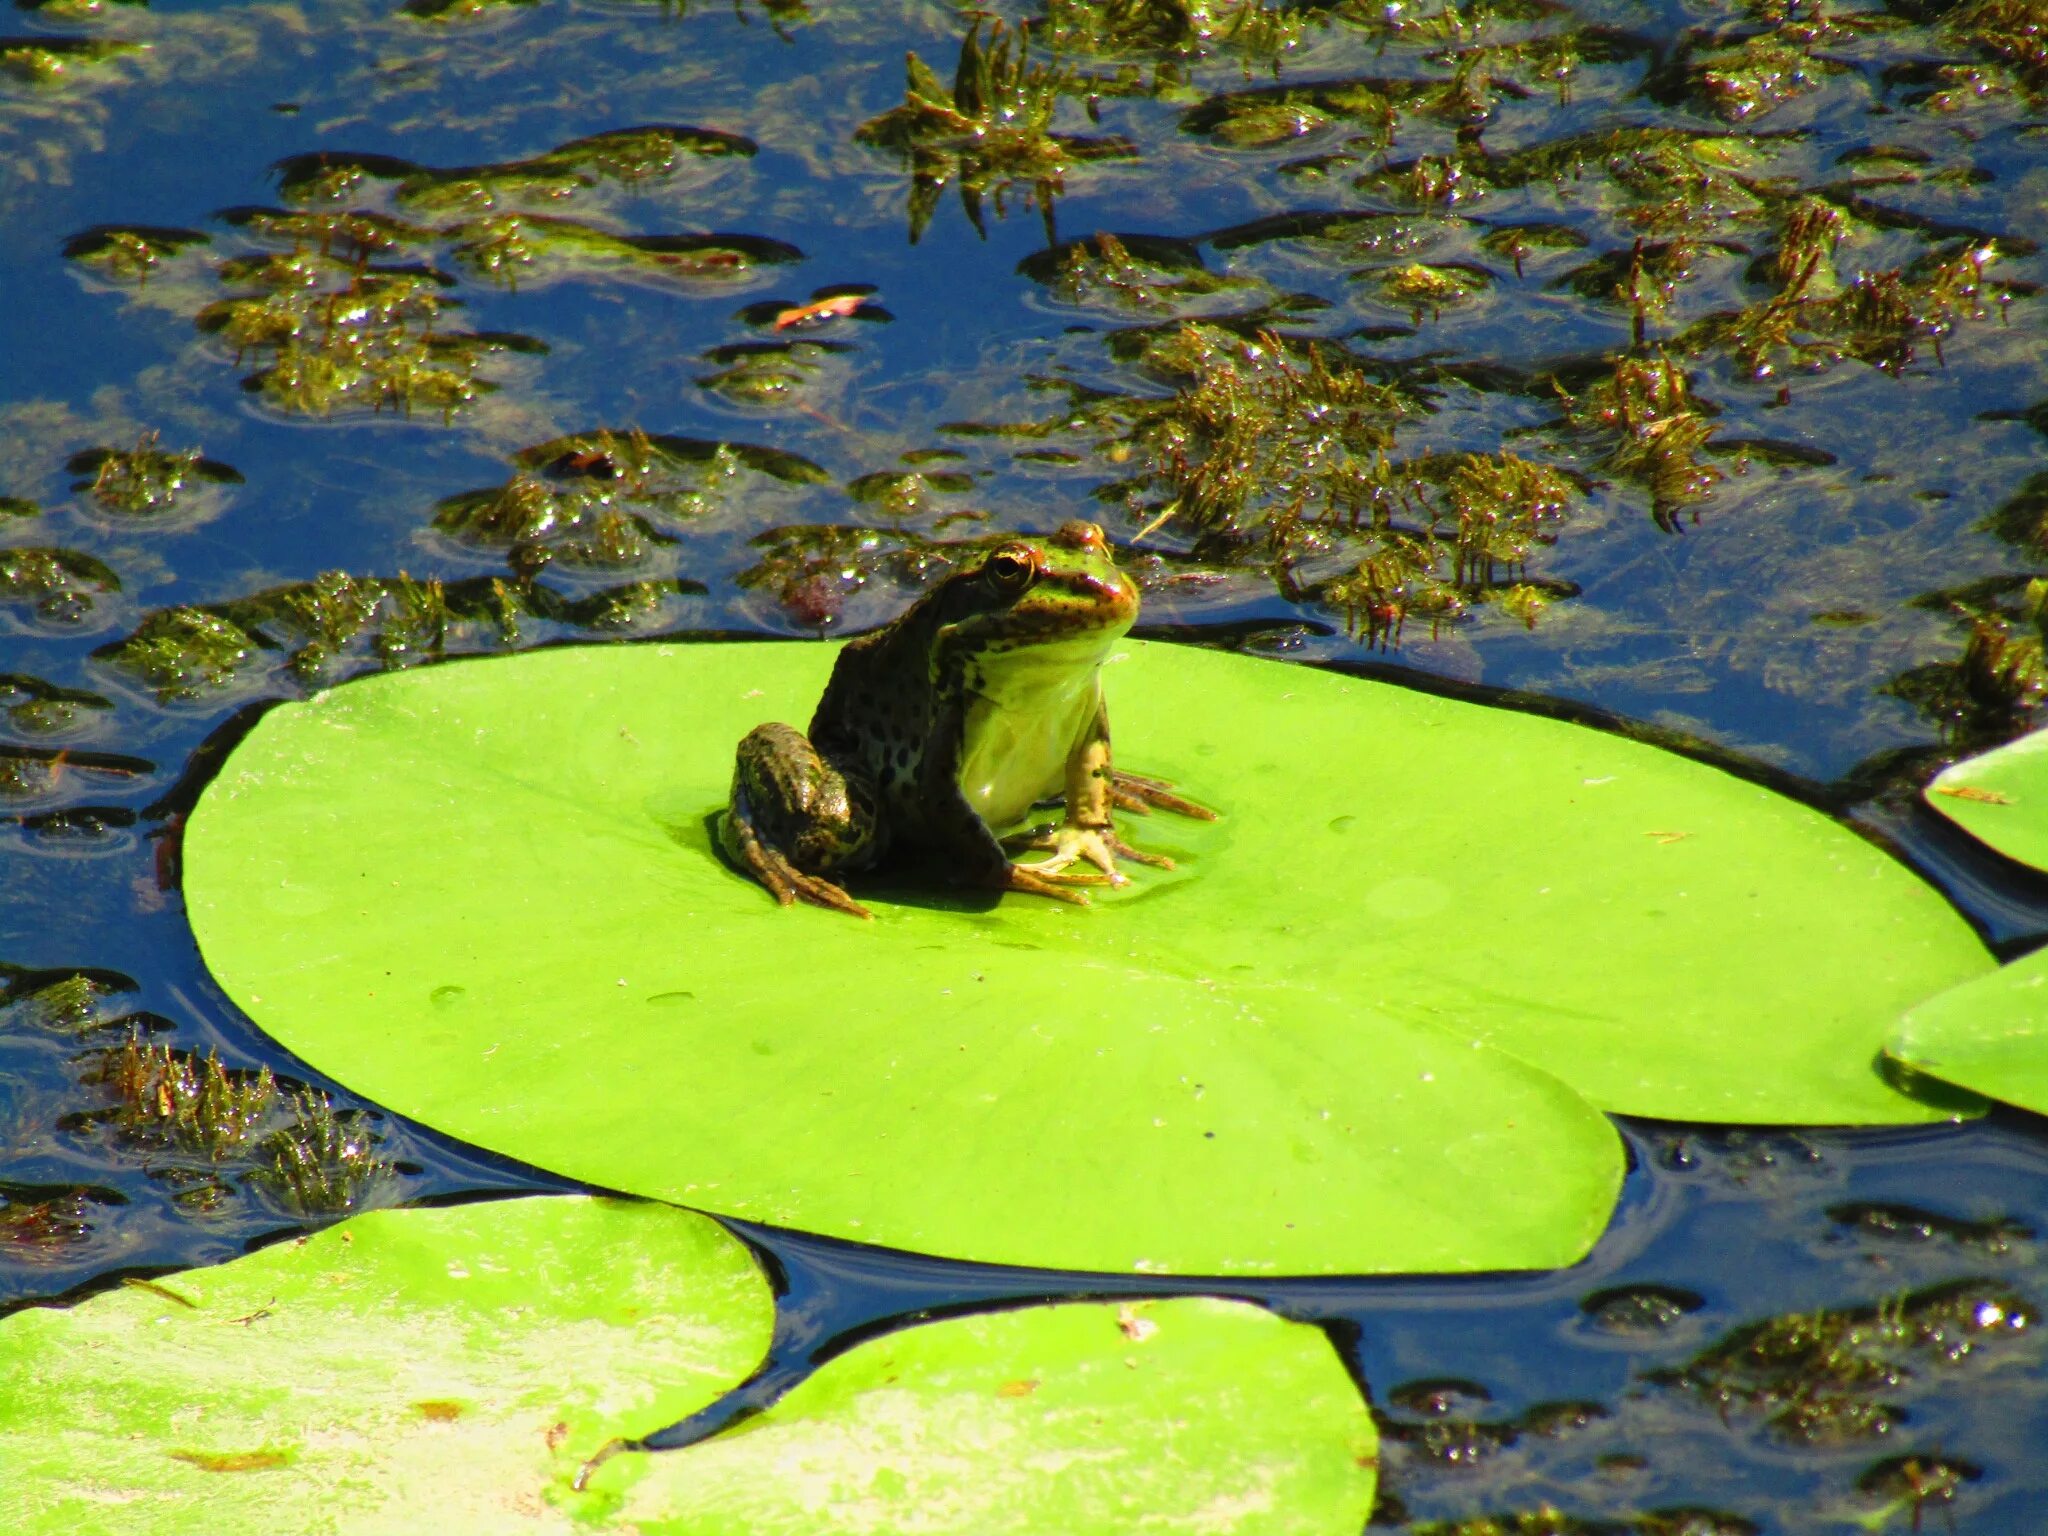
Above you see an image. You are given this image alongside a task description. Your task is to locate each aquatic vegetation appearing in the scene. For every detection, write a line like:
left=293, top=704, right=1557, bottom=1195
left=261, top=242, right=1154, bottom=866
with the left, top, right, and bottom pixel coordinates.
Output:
left=1371, top=261, right=1491, bottom=320
left=1007, top=324, right=1580, bottom=640
left=845, top=467, right=975, bottom=518
left=1476, top=221, right=1587, bottom=279
left=0, top=547, right=119, bottom=626
left=445, top=215, right=799, bottom=290
left=695, top=338, right=852, bottom=408
left=275, top=128, right=756, bottom=212
left=195, top=243, right=541, bottom=419
left=86, top=1035, right=277, bottom=1162
left=399, top=0, right=540, bottom=21
left=0, top=35, right=143, bottom=85
left=1885, top=579, right=2048, bottom=752
left=1546, top=355, right=1722, bottom=531
left=100, top=607, right=259, bottom=700
left=1857, top=1452, right=1981, bottom=1532
left=67, top=433, right=241, bottom=517
left=1656, top=1279, right=2040, bottom=1443
left=0, top=1183, right=114, bottom=1257
left=1045, top=0, right=1309, bottom=67
left=0, top=673, right=110, bottom=734
left=855, top=20, right=1137, bottom=241
left=1, top=971, right=131, bottom=1034
left=1022, top=231, right=1265, bottom=315
left=430, top=429, right=823, bottom=577
left=735, top=523, right=956, bottom=628
left=249, top=1089, right=394, bottom=1217
left=60, top=224, right=211, bottom=285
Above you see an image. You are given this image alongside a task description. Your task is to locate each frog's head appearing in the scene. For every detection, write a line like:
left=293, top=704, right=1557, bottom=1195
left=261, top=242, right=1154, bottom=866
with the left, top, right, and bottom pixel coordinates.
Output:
left=931, top=520, right=1139, bottom=671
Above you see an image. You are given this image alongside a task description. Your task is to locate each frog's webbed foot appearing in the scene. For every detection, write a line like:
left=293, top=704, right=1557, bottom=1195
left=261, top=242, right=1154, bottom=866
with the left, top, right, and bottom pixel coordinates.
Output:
left=1005, top=823, right=1171, bottom=879
left=721, top=798, right=873, bottom=920
left=1001, top=862, right=1102, bottom=906
left=1109, top=770, right=1217, bottom=822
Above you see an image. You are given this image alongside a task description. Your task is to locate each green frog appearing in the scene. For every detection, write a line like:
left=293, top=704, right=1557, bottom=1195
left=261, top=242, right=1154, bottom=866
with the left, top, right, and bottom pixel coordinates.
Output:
left=720, top=519, right=1212, bottom=919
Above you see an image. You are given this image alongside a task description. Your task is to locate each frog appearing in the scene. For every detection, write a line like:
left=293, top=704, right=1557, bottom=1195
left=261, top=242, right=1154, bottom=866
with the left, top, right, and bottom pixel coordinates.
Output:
left=719, top=519, right=1212, bottom=919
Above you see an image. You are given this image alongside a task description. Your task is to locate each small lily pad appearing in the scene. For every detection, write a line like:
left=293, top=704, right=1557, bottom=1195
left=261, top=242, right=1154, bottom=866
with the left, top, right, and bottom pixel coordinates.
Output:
left=0, top=1197, right=774, bottom=1532
left=1925, top=725, right=2048, bottom=873
left=598, top=1296, right=1378, bottom=1534
left=1890, top=948, right=2048, bottom=1116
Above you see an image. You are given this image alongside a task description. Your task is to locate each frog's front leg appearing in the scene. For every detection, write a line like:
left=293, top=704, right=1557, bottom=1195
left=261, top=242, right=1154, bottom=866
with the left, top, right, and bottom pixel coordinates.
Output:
left=921, top=699, right=1103, bottom=905
left=1007, top=698, right=1172, bottom=882
left=720, top=722, right=879, bottom=920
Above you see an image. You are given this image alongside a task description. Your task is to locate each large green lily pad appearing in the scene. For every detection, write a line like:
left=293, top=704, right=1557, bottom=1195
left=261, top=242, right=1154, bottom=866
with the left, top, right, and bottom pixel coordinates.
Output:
left=185, top=641, right=1985, bottom=1274
left=1890, top=947, right=2048, bottom=1117
left=598, top=1294, right=1378, bottom=1534
left=1925, top=724, right=2048, bottom=873
left=0, top=1197, right=773, bottom=1532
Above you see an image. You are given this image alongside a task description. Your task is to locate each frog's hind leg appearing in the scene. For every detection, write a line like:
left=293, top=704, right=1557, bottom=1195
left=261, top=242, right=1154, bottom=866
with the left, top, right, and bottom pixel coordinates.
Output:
left=721, top=722, right=878, bottom=920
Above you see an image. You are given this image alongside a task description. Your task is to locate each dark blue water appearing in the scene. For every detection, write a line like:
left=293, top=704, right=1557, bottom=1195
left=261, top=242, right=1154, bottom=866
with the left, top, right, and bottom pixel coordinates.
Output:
left=6, top=0, right=2048, bottom=1527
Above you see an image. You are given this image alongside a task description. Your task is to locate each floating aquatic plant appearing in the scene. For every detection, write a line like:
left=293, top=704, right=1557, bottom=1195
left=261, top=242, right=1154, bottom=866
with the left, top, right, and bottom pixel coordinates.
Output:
left=1023, top=231, right=1265, bottom=315
left=1547, top=354, right=1723, bottom=531
left=249, top=1089, right=395, bottom=1217
left=100, top=607, right=260, bottom=701
left=0, top=673, right=110, bottom=734
left=1045, top=0, right=1309, bottom=68
left=0, top=547, right=119, bottom=627
left=85, top=1034, right=278, bottom=1162
left=1885, top=578, right=2048, bottom=752
left=0, top=35, right=143, bottom=85
left=855, top=19, right=1137, bottom=242
left=1655, top=1279, right=2040, bottom=1444
left=67, top=433, right=241, bottom=517
left=694, top=339, right=852, bottom=408
left=60, top=225, right=211, bottom=285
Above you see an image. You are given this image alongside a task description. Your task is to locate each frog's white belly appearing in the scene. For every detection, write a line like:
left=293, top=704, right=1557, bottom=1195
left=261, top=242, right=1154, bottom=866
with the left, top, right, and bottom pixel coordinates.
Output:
left=956, top=645, right=1106, bottom=828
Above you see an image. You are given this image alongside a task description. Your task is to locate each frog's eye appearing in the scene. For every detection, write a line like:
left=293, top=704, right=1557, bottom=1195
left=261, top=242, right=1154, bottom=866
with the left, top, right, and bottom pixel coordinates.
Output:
left=983, top=547, right=1036, bottom=594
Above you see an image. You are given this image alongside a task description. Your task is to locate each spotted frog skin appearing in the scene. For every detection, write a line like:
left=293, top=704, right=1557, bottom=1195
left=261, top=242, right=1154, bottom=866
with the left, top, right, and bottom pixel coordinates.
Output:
left=720, top=520, right=1213, bottom=918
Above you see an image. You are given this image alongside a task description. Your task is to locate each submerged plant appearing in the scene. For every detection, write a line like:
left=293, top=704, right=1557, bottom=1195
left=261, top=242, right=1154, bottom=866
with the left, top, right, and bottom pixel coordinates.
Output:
left=0, top=547, right=120, bottom=626
left=88, top=1035, right=278, bottom=1161
left=0, top=35, right=143, bottom=84
left=1886, top=578, right=2048, bottom=753
left=60, top=225, right=211, bottom=286
left=1549, top=355, right=1722, bottom=530
left=101, top=607, right=260, bottom=700
left=1656, top=1279, right=2040, bottom=1443
left=1046, top=0, right=1308, bottom=67
left=250, top=1089, right=395, bottom=1217
left=68, top=434, right=242, bottom=517
left=1030, top=232, right=1263, bottom=315
left=0, top=673, right=111, bottom=734
left=855, top=20, right=1136, bottom=242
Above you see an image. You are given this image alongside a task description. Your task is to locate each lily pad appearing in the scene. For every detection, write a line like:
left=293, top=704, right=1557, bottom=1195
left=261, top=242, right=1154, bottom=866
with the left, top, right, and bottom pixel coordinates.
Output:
left=185, top=642, right=1986, bottom=1274
left=1925, top=724, right=2048, bottom=873
left=1889, top=949, right=2048, bottom=1116
left=0, top=1197, right=774, bottom=1532
left=0, top=1200, right=1373, bottom=1535
left=186, top=642, right=1619, bottom=1276
left=597, top=1296, right=1378, bottom=1534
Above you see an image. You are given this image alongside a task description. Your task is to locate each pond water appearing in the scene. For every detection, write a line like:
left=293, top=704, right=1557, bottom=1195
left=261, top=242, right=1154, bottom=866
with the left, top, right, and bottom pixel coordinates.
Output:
left=5, top=0, right=2048, bottom=1527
